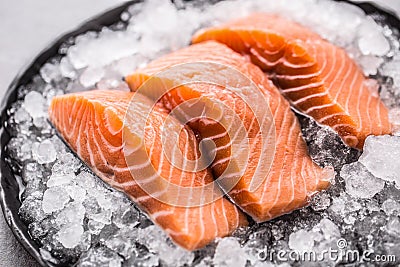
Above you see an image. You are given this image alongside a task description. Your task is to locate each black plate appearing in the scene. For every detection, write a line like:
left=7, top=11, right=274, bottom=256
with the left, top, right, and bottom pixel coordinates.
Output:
left=0, top=1, right=399, bottom=267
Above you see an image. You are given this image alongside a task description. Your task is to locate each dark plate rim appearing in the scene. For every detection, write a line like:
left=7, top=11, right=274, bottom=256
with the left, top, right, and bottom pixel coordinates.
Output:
left=0, top=1, right=399, bottom=267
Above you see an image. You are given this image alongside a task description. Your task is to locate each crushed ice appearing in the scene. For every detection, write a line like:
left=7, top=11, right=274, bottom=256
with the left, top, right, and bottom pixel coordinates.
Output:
left=3, top=0, right=400, bottom=266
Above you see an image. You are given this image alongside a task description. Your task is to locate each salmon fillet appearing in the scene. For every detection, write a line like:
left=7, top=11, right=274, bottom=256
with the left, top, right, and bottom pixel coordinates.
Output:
left=192, top=14, right=392, bottom=149
left=48, top=90, right=247, bottom=250
left=125, top=41, right=333, bottom=222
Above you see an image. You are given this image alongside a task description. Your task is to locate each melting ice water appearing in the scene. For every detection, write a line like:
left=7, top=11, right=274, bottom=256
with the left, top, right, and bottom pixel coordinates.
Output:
left=3, top=0, right=400, bottom=266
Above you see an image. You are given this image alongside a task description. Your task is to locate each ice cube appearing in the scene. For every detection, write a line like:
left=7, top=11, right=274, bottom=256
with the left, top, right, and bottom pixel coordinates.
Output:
left=95, top=78, right=121, bottom=90
left=381, top=199, right=400, bottom=216
left=67, top=29, right=138, bottom=70
left=22, top=162, right=44, bottom=183
left=92, top=191, right=113, bottom=211
left=110, top=54, right=149, bottom=76
left=66, top=184, right=87, bottom=202
left=75, top=170, right=97, bottom=188
left=112, top=203, right=140, bottom=228
left=87, top=219, right=105, bottom=235
left=19, top=194, right=46, bottom=223
left=23, top=179, right=46, bottom=198
left=33, top=117, right=51, bottom=131
left=14, top=106, right=31, bottom=123
left=359, top=55, right=384, bottom=76
left=381, top=68, right=400, bottom=97
left=79, top=67, right=105, bottom=87
left=47, top=173, right=75, bottom=187
left=288, top=229, right=317, bottom=253
left=52, top=152, right=82, bottom=175
left=78, top=247, right=123, bottom=267
left=137, top=225, right=194, bottom=266
left=329, top=193, right=362, bottom=217
left=32, top=139, right=57, bottom=164
left=49, top=135, right=67, bottom=154
left=341, top=162, right=385, bottom=199
left=196, top=257, right=213, bottom=267
left=313, top=218, right=340, bottom=240
left=23, top=91, right=46, bottom=118
left=213, top=237, right=247, bottom=267
left=104, top=232, right=136, bottom=259
left=57, top=223, right=84, bottom=248
left=358, top=18, right=390, bottom=56
left=59, top=57, right=77, bottom=79
left=39, top=248, right=59, bottom=264
left=44, top=86, right=64, bottom=105
left=359, top=135, right=400, bottom=188
left=385, top=216, right=400, bottom=237
left=89, top=209, right=112, bottom=225
left=55, top=202, right=86, bottom=226
left=79, top=231, right=92, bottom=252
left=42, top=187, right=70, bottom=213
left=310, top=191, right=331, bottom=211
left=40, top=62, right=62, bottom=83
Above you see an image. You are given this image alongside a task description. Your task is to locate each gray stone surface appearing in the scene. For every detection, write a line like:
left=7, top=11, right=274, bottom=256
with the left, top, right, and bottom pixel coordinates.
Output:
left=0, top=0, right=398, bottom=267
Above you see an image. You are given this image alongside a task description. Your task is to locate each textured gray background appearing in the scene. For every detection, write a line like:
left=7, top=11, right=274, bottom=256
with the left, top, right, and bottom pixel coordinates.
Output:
left=0, top=1, right=398, bottom=267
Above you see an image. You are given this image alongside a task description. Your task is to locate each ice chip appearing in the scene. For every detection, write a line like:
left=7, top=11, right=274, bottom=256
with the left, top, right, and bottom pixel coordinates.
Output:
left=385, top=216, right=400, bottom=237
left=359, top=135, right=400, bottom=188
left=33, top=139, right=57, bottom=164
left=110, top=54, right=149, bottom=76
left=87, top=219, right=105, bottom=235
left=112, top=203, right=140, bottom=228
left=329, top=193, right=362, bottom=217
left=213, top=237, right=247, bottom=267
left=40, top=62, right=62, bottom=83
left=359, top=55, right=384, bottom=76
left=314, top=218, right=341, bottom=240
left=59, top=57, right=77, bottom=79
left=52, top=152, right=82, bottom=175
left=39, top=248, right=59, bottom=264
left=381, top=59, right=400, bottom=88
left=80, top=67, right=105, bottom=87
left=67, top=29, right=138, bottom=70
left=310, top=191, right=331, bottom=211
left=57, top=223, right=84, bottom=248
left=78, top=247, right=123, bottom=267
left=42, top=187, right=70, bottom=213
left=44, top=86, right=64, bottom=105
left=23, top=91, right=46, bottom=118
left=47, top=173, right=75, bottom=187
left=341, top=162, right=385, bottom=199
left=382, top=199, right=400, bottom=216
left=137, top=225, right=194, bottom=266
left=66, top=185, right=87, bottom=202
left=14, top=106, right=31, bottom=123
left=358, top=18, right=390, bottom=56
left=104, top=232, right=135, bottom=259
left=19, top=195, right=46, bottom=223
left=288, top=229, right=317, bottom=253
left=75, top=170, right=97, bottom=188
left=55, top=202, right=86, bottom=226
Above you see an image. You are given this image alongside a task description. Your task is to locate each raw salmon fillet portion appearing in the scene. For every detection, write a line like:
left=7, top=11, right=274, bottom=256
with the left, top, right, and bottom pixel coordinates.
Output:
left=125, top=41, right=333, bottom=222
left=192, top=14, right=392, bottom=149
left=48, top=90, right=247, bottom=250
